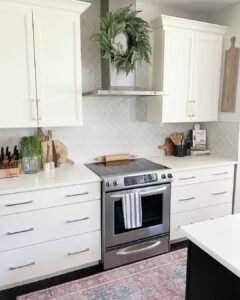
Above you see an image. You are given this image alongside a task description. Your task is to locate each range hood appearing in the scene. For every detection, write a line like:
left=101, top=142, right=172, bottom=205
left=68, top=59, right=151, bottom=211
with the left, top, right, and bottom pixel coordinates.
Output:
left=83, top=0, right=164, bottom=97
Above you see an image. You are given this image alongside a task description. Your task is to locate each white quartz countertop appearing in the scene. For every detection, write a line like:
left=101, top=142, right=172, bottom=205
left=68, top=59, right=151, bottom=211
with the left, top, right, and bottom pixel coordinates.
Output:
left=182, top=214, right=240, bottom=278
left=0, top=164, right=101, bottom=195
left=148, top=155, right=237, bottom=171
left=0, top=155, right=237, bottom=195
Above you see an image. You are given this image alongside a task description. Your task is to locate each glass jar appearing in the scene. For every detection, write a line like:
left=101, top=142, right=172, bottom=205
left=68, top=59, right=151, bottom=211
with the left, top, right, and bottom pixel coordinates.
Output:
left=22, top=155, right=41, bottom=174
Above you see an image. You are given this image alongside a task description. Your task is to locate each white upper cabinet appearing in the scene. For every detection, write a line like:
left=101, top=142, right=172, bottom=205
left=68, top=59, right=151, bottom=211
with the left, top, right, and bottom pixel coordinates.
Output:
left=192, top=32, right=223, bottom=122
left=0, top=0, right=90, bottom=128
left=0, top=4, right=37, bottom=128
left=33, top=8, right=82, bottom=127
left=148, top=15, right=227, bottom=123
left=162, top=28, right=194, bottom=123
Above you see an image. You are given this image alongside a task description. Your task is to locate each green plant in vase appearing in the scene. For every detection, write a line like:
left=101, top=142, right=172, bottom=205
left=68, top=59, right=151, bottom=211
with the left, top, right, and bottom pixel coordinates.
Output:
left=19, top=136, right=41, bottom=174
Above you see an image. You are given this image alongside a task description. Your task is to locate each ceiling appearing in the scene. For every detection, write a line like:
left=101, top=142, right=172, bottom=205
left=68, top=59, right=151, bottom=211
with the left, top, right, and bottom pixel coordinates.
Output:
left=138, top=0, right=240, bottom=14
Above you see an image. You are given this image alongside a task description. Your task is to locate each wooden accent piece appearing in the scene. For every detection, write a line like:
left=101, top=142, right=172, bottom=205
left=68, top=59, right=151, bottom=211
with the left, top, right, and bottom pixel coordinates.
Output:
left=38, top=129, right=73, bottom=167
left=96, top=154, right=137, bottom=162
left=37, top=128, right=45, bottom=141
left=221, top=37, right=240, bottom=112
left=0, top=167, right=19, bottom=179
left=47, top=130, right=53, bottom=162
left=159, top=138, right=174, bottom=156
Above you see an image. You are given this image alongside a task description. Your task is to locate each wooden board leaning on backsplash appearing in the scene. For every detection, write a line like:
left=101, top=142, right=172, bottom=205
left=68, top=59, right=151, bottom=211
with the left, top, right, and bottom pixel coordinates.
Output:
left=221, top=37, right=240, bottom=112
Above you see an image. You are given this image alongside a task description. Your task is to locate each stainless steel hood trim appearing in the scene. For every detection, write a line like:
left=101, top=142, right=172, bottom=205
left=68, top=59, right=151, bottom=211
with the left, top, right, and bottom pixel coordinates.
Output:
left=83, top=0, right=165, bottom=97
left=83, top=87, right=167, bottom=97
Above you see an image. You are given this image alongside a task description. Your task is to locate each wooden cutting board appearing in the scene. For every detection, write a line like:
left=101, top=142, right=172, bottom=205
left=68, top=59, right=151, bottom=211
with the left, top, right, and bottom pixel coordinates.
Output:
left=221, top=37, right=240, bottom=112
left=159, top=138, right=174, bottom=156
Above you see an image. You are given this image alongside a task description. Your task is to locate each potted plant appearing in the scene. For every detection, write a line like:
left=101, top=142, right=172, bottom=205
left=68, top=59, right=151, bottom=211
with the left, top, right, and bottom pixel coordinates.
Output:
left=19, top=136, right=41, bottom=174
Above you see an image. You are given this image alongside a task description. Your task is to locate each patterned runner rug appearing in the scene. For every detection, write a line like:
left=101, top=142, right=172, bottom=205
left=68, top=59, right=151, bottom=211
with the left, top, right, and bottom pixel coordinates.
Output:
left=18, top=248, right=187, bottom=300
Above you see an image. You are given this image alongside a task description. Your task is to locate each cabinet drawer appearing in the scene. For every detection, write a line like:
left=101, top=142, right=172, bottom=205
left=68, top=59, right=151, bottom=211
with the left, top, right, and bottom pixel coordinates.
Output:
left=0, top=231, right=101, bottom=290
left=172, top=165, right=234, bottom=187
left=0, top=182, right=100, bottom=216
left=170, top=203, right=232, bottom=241
left=172, top=179, right=233, bottom=213
left=0, top=200, right=100, bottom=252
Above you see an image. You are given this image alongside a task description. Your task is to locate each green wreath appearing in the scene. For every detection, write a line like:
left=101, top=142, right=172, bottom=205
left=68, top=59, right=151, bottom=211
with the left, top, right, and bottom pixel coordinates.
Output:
left=91, top=5, right=151, bottom=75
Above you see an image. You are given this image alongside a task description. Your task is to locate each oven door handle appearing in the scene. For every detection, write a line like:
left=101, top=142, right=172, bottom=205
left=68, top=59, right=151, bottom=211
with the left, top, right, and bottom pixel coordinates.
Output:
left=110, top=186, right=167, bottom=199
left=140, top=186, right=167, bottom=197
left=116, top=240, right=161, bottom=256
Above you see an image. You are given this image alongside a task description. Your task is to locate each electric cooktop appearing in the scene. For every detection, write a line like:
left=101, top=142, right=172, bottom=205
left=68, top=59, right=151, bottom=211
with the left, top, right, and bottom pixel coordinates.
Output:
left=85, top=158, right=169, bottom=177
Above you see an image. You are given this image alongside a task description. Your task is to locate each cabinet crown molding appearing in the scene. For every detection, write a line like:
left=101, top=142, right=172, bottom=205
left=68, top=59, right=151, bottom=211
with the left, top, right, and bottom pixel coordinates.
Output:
left=0, top=0, right=91, bottom=13
left=152, top=15, right=228, bottom=35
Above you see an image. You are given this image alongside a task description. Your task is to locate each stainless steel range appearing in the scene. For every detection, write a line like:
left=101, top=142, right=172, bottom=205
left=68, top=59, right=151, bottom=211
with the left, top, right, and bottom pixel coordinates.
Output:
left=85, top=158, right=173, bottom=270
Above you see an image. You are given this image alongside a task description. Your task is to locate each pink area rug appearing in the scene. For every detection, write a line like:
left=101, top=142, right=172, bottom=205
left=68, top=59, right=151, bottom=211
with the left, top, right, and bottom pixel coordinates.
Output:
left=17, top=248, right=187, bottom=300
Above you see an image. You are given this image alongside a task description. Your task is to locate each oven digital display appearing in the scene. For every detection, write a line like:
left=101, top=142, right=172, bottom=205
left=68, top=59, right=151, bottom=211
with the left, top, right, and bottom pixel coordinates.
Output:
left=124, top=173, right=158, bottom=186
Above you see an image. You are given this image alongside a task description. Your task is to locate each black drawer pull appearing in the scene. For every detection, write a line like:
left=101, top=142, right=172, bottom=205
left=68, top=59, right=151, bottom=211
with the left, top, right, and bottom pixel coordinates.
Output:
left=5, top=200, right=33, bottom=207
left=67, top=248, right=90, bottom=256
left=179, top=176, right=196, bottom=180
left=9, top=261, right=35, bottom=271
left=65, top=217, right=89, bottom=223
left=212, top=191, right=227, bottom=196
left=6, top=227, right=34, bottom=236
left=178, top=197, right=195, bottom=202
left=65, top=192, right=89, bottom=198
left=212, top=172, right=228, bottom=176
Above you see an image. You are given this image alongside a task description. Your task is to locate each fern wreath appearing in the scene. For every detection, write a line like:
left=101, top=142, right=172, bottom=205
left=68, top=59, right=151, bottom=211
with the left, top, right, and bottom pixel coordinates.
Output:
left=91, top=5, right=151, bottom=75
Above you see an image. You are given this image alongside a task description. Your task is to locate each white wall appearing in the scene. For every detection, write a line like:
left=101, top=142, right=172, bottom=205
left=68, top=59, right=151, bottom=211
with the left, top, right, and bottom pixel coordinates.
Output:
left=211, top=2, right=240, bottom=123
left=210, top=2, right=240, bottom=213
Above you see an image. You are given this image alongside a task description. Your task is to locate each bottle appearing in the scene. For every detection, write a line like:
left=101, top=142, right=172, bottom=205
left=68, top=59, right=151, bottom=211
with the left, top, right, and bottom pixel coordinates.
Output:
left=186, top=134, right=192, bottom=156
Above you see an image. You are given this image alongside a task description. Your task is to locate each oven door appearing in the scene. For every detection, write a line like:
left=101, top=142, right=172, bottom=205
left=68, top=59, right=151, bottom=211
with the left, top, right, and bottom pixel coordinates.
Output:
left=103, top=183, right=171, bottom=248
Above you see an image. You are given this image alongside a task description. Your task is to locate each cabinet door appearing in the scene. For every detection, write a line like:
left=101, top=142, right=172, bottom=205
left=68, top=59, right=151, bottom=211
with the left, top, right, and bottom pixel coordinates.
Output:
left=192, top=32, right=223, bottom=122
left=0, top=4, right=37, bottom=128
left=33, top=8, right=82, bottom=127
left=162, top=28, right=194, bottom=123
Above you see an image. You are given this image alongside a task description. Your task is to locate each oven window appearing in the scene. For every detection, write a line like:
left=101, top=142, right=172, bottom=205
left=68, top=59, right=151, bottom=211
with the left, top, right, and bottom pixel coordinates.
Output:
left=114, top=194, right=163, bottom=235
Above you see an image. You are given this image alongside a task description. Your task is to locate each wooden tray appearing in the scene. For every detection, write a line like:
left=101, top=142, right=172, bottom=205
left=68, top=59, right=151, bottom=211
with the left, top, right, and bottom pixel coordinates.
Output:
left=0, top=167, right=19, bottom=179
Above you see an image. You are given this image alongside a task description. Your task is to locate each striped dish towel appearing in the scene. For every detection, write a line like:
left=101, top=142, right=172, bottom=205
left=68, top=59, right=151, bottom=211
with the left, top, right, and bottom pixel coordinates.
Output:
left=122, top=192, right=142, bottom=229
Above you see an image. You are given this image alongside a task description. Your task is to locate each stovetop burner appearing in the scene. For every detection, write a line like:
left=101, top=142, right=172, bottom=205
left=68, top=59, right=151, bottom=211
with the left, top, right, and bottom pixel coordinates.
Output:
left=85, top=158, right=169, bottom=177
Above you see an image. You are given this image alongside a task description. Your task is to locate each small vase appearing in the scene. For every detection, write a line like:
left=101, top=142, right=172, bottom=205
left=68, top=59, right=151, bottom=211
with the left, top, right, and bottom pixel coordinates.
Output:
left=22, top=155, right=41, bottom=174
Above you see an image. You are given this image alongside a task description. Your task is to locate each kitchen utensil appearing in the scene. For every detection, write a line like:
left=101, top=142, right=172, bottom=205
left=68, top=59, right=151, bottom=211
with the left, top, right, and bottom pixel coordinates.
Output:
left=96, top=154, right=137, bottom=162
left=179, top=133, right=184, bottom=146
left=47, top=130, right=53, bottom=162
left=159, top=138, right=174, bottom=156
left=221, top=37, right=239, bottom=112
left=170, top=133, right=179, bottom=145
left=37, top=128, right=45, bottom=141
left=170, top=133, right=184, bottom=146
left=52, top=141, right=58, bottom=167
left=173, top=144, right=187, bottom=157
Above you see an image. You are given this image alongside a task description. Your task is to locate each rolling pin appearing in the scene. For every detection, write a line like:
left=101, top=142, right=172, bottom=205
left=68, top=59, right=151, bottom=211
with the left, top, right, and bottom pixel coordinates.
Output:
left=96, top=154, right=137, bottom=162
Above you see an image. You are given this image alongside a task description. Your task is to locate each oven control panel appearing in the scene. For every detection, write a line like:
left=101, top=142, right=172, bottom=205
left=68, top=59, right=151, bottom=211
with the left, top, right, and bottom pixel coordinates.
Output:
left=124, top=173, right=158, bottom=186
left=103, top=171, right=173, bottom=191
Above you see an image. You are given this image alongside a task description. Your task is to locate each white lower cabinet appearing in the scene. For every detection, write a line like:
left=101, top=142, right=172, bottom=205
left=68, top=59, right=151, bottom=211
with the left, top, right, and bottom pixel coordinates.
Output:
left=0, top=231, right=101, bottom=289
left=0, top=182, right=100, bottom=216
left=171, top=179, right=233, bottom=214
left=170, top=165, right=234, bottom=242
left=0, top=181, right=101, bottom=290
left=171, top=203, right=232, bottom=241
left=0, top=200, right=100, bottom=252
